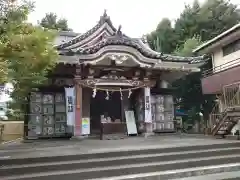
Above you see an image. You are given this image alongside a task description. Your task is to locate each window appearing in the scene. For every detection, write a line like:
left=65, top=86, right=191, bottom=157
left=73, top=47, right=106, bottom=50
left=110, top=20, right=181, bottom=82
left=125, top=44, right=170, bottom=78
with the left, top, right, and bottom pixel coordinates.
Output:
left=222, top=39, right=240, bottom=56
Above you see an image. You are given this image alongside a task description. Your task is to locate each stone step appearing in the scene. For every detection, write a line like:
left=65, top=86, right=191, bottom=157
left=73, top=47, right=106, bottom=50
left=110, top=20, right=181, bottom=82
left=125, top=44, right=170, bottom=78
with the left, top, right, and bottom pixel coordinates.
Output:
left=2, top=154, right=240, bottom=179
left=93, top=165, right=240, bottom=180
left=1, top=142, right=240, bottom=166
left=1, top=142, right=240, bottom=180
left=176, top=171, right=240, bottom=180
left=1, top=147, right=240, bottom=177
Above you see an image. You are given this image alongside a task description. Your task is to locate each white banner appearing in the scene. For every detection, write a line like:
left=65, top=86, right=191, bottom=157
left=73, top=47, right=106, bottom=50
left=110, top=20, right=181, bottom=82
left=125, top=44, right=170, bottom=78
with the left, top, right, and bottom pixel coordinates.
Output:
left=144, top=87, right=152, bottom=123
left=64, top=87, right=75, bottom=126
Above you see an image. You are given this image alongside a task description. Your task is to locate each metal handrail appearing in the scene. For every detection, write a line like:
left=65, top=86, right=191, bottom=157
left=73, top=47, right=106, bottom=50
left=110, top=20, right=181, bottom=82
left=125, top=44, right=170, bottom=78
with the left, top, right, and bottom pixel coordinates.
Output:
left=227, top=87, right=240, bottom=107
left=209, top=100, right=222, bottom=131
left=210, top=88, right=240, bottom=133
left=203, top=58, right=240, bottom=77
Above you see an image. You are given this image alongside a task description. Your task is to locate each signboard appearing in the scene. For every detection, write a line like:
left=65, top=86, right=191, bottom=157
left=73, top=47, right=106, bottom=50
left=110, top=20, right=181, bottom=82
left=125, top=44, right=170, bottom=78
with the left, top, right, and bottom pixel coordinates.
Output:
left=144, top=87, right=152, bottom=123
left=64, top=87, right=75, bottom=126
left=125, top=111, right=138, bottom=135
left=67, top=96, right=74, bottom=112
left=82, top=117, right=90, bottom=135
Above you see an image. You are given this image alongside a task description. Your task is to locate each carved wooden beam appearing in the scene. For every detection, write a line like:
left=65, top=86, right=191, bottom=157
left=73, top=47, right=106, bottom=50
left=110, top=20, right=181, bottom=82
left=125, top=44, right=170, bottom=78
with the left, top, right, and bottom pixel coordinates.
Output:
left=77, top=78, right=153, bottom=88
left=48, top=78, right=74, bottom=86
left=87, top=68, right=95, bottom=79
left=144, top=70, right=152, bottom=80
left=133, top=70, right=140, bottom=80
left=75, top=64, right=82, bottom=79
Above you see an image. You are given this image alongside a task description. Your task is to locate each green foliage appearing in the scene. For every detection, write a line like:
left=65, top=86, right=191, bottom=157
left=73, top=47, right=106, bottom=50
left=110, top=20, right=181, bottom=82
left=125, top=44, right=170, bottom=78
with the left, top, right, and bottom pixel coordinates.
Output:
left=0, top=0, right=58, bottom=113
left=174, top=36, right=202, bottom=56
left=5, top=108, right=23, bottom=121
left=173, top=35, right=215, bottom=121
left=147, top=18, right=177, bottom=53
left=174, top=0, right=201, bottom=46
left=148, top=0, right=240, bottom=122
left=40, top=12, right=72, bottom=31
left=174, top=0, right=240, bottom=45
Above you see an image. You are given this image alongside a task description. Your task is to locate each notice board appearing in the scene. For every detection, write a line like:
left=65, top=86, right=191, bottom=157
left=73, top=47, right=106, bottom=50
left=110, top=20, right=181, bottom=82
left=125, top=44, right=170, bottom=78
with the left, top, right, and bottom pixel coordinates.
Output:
left=125, top=111, right=138, bottom=135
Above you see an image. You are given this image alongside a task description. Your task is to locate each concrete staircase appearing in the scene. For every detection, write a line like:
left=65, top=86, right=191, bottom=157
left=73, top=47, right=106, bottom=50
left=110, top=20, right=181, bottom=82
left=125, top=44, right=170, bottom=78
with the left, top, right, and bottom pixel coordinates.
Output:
left=1, top=142, right=240, bottom=180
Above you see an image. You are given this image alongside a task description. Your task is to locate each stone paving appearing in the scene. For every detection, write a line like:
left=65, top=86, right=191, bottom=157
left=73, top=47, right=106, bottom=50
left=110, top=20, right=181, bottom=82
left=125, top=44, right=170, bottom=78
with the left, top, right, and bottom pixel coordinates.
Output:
left=0, top=134, right=239, bottom=159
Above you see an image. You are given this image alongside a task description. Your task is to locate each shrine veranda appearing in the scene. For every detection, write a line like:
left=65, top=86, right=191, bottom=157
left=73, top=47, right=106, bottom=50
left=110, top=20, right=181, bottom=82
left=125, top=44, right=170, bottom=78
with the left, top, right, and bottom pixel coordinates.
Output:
left=26, top=11, right=206, bottom=139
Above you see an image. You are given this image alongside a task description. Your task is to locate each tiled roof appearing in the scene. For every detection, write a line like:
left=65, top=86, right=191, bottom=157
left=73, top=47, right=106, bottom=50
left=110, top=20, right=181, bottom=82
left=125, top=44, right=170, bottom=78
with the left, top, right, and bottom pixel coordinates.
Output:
left=73, top=33, right=206, bottom=63
left=56, top=11, right=206, bottom=64
left=57, top=31, right=81, bottom=37
left=56, top=10, right=116, bottom=50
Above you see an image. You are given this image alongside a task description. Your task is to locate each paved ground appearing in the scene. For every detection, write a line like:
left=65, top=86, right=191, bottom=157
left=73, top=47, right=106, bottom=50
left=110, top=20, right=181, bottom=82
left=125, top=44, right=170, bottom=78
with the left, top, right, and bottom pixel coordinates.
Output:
left=0, top=134, right=239, bottom=159
left=177, top=171, right=240, bottom=180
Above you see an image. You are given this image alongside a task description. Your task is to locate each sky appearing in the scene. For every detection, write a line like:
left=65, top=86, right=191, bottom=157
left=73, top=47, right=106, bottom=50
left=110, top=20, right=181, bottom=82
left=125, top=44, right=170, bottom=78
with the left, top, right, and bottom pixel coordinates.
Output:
left=28, top=0, right=240, bottom=38
left=1, top=0, right=239, bottom=102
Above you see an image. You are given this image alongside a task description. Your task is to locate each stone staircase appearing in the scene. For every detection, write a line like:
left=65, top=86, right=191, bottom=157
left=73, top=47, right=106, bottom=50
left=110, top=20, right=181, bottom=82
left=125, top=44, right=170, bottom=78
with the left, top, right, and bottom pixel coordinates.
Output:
left=1, top=142, right=240, bottom=180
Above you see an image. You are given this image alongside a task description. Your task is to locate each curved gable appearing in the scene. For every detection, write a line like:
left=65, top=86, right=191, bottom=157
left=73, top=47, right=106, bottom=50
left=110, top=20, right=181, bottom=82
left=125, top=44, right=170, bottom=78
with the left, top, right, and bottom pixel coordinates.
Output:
left=56, top=10, right=116, bottom=50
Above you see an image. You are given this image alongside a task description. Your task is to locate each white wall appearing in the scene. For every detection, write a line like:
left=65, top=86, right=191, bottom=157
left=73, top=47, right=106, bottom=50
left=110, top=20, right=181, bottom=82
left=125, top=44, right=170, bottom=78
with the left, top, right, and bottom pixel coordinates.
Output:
left=212, top=48, right=240, bottom=73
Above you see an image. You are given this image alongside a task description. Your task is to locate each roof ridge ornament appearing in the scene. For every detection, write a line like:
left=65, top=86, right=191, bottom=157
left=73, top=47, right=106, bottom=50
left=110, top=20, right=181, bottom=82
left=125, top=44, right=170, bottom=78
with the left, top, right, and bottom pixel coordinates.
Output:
left=103, top=9, right=107, bottom=17
left=113, top=25, right=123, bottom=38
left=141, top=35, right=148, bottom=44
left=100, top=9, right=109, bottom=23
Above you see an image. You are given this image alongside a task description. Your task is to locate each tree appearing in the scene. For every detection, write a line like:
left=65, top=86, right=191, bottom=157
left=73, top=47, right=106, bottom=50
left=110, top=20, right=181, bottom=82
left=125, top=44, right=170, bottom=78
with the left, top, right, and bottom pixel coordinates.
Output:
left=174, top=36, right=202, bottom=56
left=148, top=0, right=240, bottom=122
left=174, top=0, right=201, bottom=47
left=174, top=0, right=240, bottom=45
left=173, top=0, right=240, bottom=118
left=0, top=0, right=58, bottom=116
left=40, top=12, right=72, bottom=31
left=173, top=36, right=215, bottom=121
left=147, top=18, right=176, bottom=53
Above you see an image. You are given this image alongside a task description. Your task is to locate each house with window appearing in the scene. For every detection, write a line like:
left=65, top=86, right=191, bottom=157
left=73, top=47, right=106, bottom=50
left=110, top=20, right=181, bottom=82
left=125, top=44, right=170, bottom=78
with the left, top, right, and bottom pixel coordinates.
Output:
left=193, top=23, right=240, bottom=137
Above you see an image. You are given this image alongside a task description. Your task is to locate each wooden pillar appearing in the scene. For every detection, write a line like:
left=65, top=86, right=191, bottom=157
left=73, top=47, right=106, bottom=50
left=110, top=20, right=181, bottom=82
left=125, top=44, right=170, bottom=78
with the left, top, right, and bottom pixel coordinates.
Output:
left=74, top=64, right=83, bottom=136
left=74, top=83, right=82, bottom=136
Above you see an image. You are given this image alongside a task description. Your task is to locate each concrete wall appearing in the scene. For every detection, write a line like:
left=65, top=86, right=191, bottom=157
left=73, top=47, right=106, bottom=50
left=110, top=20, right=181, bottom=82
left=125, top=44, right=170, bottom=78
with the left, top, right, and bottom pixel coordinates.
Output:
left=201, top=63, right=240, bottom=94
left=201, top=38, right=240, bottom=94
left=0, top=121, right=23, bottom=141
left=212, top=46, right=240, bottom=73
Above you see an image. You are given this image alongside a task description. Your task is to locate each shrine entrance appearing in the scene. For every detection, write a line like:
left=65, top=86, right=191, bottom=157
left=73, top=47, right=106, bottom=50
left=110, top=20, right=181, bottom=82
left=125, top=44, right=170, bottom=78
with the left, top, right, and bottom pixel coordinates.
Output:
left=24, top=11, right=205, bottom=140
left=90, top=90, right=122, bottom=134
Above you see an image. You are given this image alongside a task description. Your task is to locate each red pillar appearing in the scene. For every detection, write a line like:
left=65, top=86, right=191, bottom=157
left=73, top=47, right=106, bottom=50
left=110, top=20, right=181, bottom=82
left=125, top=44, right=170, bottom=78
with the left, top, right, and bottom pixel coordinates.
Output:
left=74, top=84, right=82, bottom=136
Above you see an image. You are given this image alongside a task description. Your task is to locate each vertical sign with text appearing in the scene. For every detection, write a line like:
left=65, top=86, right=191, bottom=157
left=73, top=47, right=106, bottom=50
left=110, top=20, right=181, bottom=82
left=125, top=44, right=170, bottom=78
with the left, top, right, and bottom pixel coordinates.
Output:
left=144, top=87, right=152, bottom=123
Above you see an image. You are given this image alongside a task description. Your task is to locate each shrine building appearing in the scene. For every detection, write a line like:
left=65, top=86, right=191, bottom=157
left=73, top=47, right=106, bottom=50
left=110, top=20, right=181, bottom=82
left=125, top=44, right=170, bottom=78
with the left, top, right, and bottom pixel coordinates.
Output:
left=26, top=11, right=206, bottom=139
